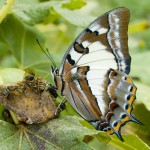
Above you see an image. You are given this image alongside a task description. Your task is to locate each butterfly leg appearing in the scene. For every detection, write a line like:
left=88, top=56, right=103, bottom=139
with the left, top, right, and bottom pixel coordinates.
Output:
left=54, top=97, right=66, bottom=117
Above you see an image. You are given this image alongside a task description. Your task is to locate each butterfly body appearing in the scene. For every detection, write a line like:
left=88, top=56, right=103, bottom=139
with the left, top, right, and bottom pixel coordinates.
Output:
left=52, top=7, right=142, bottom=141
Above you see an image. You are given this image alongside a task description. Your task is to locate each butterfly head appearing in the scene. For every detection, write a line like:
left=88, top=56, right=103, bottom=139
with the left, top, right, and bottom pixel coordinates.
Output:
left=51, top=66, right=63, bottom=93
left=51, top=66, right=59, bottom=76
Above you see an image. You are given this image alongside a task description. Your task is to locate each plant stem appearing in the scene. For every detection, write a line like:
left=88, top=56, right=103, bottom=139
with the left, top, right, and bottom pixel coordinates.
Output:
left=0, top=0, right=15, bottom=23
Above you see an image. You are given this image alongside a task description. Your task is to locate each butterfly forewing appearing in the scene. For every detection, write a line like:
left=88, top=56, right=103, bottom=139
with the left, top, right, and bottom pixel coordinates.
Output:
left=59, top=7, right=130, bottom=75
left=53, top=7, right=141, bottom=141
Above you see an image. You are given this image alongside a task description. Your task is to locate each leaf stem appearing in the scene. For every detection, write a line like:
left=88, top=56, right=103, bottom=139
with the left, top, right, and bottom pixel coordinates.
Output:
left=23, top=130, right=34, bottom=150
left=18, top=130, right=23, bottom=150
left=0, top=0, right=15, bottom=23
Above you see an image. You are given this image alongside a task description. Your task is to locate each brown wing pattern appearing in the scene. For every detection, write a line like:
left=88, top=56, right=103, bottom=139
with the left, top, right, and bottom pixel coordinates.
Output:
left=59, top=7, right=131, bottom=76
left=54, top=7, right=142, bottom=141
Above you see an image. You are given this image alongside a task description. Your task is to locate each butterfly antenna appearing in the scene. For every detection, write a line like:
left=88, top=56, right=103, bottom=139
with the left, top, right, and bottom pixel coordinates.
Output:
left=36, top=39, right=56, bottom=68
left=46, top=48, right=57, bottom=68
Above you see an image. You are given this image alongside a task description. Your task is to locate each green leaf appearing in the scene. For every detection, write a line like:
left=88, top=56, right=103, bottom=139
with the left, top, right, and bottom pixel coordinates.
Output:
left=134, top=81, right=150, bottom=111
left=0, top=0, right=6, bottom=8
left=12, top=0, right=93, bottom=27
left=13, top=0, right=63, bottom=25
left=0, top=14, right=52, bottom=77
left=1, top=116, right=147, bottom=150
left=13, top=4, right=49, bottom=25
left=111, top=134, right=150, bottom=150
left=131, top=103, right=150, bottom=147
left=53, top=6, right=94, bottom=27
left=131, top=51, right=150, bottom=111
left=131, top=51, right=150, bottom=86
left=0, top=116, right=110, bottom=149
left=0, top=68, right=25, bottom=85
left=0, top=120, right=21, bottom=149
left=62, top=0, right=86, bottom=10
left=12, top=0, right=86, bottom=25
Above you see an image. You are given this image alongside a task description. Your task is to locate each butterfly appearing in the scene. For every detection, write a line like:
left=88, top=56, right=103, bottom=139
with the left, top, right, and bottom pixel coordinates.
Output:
left=49, top=7, right=142, bottom=141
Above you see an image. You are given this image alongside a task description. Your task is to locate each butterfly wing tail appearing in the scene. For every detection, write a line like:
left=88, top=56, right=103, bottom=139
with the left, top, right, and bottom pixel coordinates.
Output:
left=106, top=69, right=142, bottom=136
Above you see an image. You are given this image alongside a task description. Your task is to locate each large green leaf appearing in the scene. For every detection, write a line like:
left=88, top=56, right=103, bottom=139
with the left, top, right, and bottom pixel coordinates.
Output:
left=1, top=115, right=148, bottom=150
left=13, top=1, right=60, bottom=25
left=13, top=0, right=87, bottom=25
left=0, top=14, right=52, bottom=78
left=0, top=116, right=110, bottom=150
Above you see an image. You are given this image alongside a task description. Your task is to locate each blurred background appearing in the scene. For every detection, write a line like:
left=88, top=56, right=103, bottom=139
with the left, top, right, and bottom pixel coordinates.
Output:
left=0, top=0, right=150, bottom=149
